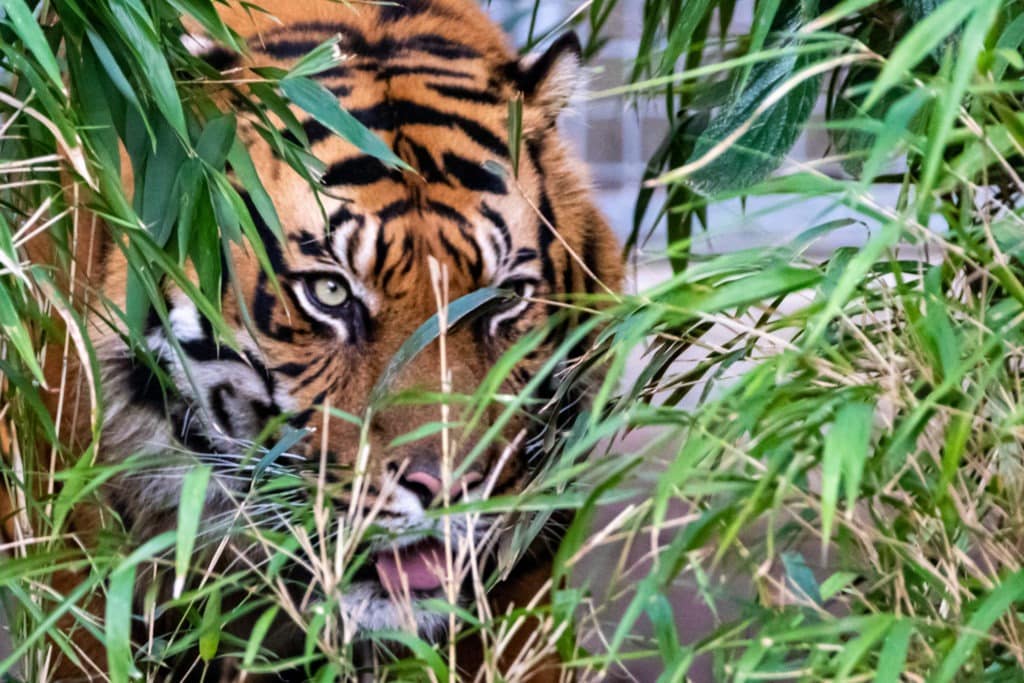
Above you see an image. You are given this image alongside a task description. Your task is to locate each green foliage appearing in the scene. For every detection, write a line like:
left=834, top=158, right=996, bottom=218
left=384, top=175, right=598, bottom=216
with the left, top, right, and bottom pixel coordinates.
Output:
left=565, top=0, right=1024, bottom=679
left=3, top=0, right=1024, bottom=681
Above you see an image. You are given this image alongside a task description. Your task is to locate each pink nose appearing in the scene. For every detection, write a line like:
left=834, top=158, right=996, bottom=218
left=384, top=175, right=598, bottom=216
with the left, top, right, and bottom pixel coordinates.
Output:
left=402, top=469, right=484, bottom=505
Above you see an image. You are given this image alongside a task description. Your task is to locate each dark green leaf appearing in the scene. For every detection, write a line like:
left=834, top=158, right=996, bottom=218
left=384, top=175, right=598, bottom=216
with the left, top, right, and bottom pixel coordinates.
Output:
left=685, top=52, right=821, bottom=194
left=280, top=76, right=409, bottom=170
left=0, top=0, right=64, bottom=92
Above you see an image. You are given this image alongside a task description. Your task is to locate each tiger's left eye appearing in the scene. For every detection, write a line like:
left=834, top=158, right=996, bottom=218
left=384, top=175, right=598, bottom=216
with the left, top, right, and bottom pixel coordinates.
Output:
left=306, top=276, right=350, bottom=310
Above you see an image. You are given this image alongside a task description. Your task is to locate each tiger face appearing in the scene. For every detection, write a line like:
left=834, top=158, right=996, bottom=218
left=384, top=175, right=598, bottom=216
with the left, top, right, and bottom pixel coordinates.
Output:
left=93, top=0, right=622, bottom=639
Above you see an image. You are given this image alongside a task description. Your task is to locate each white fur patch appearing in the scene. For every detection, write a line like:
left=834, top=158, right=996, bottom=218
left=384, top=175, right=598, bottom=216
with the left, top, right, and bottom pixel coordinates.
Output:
left=181, top=33, right=216, bottom=56
left=167, top=293, right=204, bottom=341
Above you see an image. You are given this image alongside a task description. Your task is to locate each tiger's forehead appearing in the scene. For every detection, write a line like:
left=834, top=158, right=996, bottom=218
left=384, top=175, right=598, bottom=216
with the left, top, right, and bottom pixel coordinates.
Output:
left=238, top=4, right=541, bottom=301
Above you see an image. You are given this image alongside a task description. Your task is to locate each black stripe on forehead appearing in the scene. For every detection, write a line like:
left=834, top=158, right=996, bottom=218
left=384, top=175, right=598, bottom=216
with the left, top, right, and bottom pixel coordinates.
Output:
left=442, top=152, right=506, bottom=194
left=257, top=21, right=479, bottom=62
left=374, top=64, right=476, bottom=81
left=346, top=198, right=488, bottom=283
left=329, top=204, right=363, bottom=230
left=378, top=199, right=414, bottom=226
left=426, top=83, right=502, bottom=105
left=292, top=230, right=325, bottom=257
left=381, top=234, right=417, bottom=295
left=301, top=100, right=506, bottom=157
left=401, top=138, right=447, bottom=184
left=425, top=200, right=485, bottom=282
left=426, top=199, right=470, bottom=227
left=323, top=156, right=402, bottom=187
left=379, top=0, right=433, bottom=22
left=479, top=203, right=507, bottom=264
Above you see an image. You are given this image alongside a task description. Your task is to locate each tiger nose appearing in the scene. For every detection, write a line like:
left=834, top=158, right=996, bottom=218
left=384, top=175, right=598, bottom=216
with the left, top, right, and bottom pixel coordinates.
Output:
left=399, top=469, right=484, bottom=508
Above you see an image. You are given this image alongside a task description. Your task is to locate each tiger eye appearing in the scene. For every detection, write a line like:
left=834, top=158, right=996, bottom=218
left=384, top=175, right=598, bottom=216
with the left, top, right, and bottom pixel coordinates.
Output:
left=311, top=277, right=349, bottom=308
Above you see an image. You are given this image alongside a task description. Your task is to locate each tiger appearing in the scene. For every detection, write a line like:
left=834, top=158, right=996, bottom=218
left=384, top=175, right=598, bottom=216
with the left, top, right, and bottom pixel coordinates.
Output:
left=6, top=0, right=623, bottom=680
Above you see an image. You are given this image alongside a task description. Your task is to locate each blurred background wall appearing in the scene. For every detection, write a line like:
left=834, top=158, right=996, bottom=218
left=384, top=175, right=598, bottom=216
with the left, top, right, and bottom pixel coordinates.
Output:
left=490, top=0, right=882, bottom=266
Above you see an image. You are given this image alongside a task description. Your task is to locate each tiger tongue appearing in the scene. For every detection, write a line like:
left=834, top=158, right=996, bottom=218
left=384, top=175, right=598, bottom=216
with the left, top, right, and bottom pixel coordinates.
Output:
left=375, top=540, right=446, bottom=593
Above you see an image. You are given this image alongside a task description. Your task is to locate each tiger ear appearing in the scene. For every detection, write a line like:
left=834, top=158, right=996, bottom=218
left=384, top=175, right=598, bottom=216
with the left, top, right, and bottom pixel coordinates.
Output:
left=516, top=32, right=583, bottom=127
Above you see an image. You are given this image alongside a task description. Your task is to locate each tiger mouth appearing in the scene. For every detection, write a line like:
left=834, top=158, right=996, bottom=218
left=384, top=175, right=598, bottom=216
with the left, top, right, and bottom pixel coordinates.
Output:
left=372, top=538, right=449, bottom=594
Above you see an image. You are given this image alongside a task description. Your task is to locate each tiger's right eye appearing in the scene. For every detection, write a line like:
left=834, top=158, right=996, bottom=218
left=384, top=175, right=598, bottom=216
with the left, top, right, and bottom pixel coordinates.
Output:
left=305, top=276, right=350, bottom=311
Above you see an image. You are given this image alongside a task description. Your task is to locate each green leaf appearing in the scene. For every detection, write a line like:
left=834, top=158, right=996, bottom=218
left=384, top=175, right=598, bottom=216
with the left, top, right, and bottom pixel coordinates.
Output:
left=875, top=619, right=913, bottom=683
left=85, top=29, right=151, bottom=142
left=821, top=401, right=874, bottom=544
left=109, top=0, right=188, bottom=139
left=859, top=88, right=929, bottom=183
left=735, top=0, right=781, bottom=91
left=684, top=50, right=821, bottom=194
left=254, top=427, right=308, bottom=479
left=993, top=12, right=1024, bottom=79
left=173, top=158, right=205, bottom=260
left=916, top=0, right=1001, bottom=218
left=647, top=593, right=688, bottom=680
left=833, top=616, right=893, bottom=679
left=0, top=283, right=45, bottom=385
left=658, top=0, right=713, bottom=76
left=242, top=605, right=280, bottom=666
left=106, top=566, right=141, bottom=683
left=139, top=117, right=189, bottom=246
left=820, top=571, right=859, bottom=601
left=369, top=287, right=503, bottom=405
left=196, top=115, right=238, bottom=170
left=173, top=465, right=212, bottom=599
left=863, top=0, right=976, bottom=110
left=659, top=265, right=821, bottom=315
left=280, top=76, right=410, bottom=170
left=287, top=36, right=344, bottom=78
left=781, top=551, right=821, bottom=604
left=0, top=0, right=64, bottom=92
left=198, top=586, right=221, bottom=661
left=227, top=136, right=284, bottom=243
left=119, top=531, right=176, bottom=569
left=508, top=95, right=523, bottom=177
left=373, top=632, right=449, bottom=679
left=389, top=421, right=463, bottom=449
left=930, top=569, right=1024, bottom=683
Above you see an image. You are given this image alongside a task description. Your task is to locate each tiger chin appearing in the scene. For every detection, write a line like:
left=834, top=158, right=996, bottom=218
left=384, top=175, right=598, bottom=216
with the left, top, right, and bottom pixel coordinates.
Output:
left=35, top=0, right=623, bottom=680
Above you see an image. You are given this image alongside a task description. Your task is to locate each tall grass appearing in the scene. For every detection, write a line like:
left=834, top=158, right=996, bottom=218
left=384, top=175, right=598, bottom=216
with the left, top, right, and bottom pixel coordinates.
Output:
left=562, top=0, right=1024, bottom=679
left=3, top=0, right=1024, bottom=681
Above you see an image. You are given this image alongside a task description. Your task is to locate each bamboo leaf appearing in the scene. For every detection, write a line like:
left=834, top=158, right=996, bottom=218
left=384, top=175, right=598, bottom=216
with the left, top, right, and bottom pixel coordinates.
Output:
left=198, top=586, right=221, bottom=661
left=280, top=76, right=410, bottom=170
left=685, top=51, right=821, bottom=194
left=109, top=0, right=188, bottom=138
left=0, top=284, right=45, bottom=385
left=0, top=0, right=64, bottom=92
left=106, top=566, right=141, bottom=683
left=508, top=94, right=523, bottom=177
left=242, top=605, right=280, bottom=666
left=173, top=465, right=212, bottom=599
left=369, top=287, right=503, bottom=406
left=931, top=570, right=1024, bottom=683
left=821, top=401, right=874, bottom=544
left=863, top=0, right=976, bottom=110
left=287, top=35, right=344, bottom=78
left=875, top=619, right=913, bottom=683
